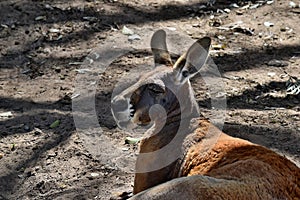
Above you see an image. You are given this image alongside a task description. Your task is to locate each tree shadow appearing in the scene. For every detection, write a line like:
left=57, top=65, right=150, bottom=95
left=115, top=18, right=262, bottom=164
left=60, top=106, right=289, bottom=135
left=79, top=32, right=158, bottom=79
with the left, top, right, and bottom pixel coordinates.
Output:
left=1, top=0, right=295, bottom=74
left=196, top=80, right=300, bottom=111
left=0, top=126, right=72, bottom=194
left=226, top=81, right=300, bottom=110
left=0, top=0, right=299, bottom=198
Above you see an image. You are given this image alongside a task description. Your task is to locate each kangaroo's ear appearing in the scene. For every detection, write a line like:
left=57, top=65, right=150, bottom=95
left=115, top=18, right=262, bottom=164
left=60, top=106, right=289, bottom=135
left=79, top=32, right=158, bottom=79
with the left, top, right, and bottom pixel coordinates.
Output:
left=173, top=37, right=211, bottom=82
left=151, top=30, right=173, bottom=67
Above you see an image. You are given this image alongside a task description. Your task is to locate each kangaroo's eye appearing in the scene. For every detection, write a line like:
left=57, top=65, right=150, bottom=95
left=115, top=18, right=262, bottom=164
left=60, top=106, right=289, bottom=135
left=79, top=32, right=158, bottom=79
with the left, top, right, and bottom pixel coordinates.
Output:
left=148, top=84, right=164, bottom=94
left=182, top=70, right=189, bottom=78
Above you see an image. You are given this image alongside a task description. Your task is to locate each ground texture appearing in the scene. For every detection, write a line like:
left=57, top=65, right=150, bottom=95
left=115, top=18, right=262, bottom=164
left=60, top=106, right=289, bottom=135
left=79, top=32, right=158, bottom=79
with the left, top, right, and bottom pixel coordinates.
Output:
left=0, top=0, right=299, bottom=199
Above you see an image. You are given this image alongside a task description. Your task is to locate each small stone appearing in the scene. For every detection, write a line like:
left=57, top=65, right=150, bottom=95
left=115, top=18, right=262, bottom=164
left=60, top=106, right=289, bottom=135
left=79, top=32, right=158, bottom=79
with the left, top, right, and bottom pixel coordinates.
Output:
left=49, top=28, right=60, bottom=33
left=122, top=26, right=134, bottom=35
left=264, top=21, right=274, bottom=27
left=128, top=34, right=141, bottom=41
left=90, top=172, right=100, bottom=177
left=267, top=72, right=276, bottom=77
left=217, top=35, right=226, bottom=40
left=122, top=147, right=129, bottom=151
left=166, top=27, right=176, bottom=31
left=224, top=8, right=231, bottom=13
left=280, top=27, right=289, bottom=32
left=45, top=4, right=54, bottom=10
left=289, top=1, right=297, bottom=8
left=267, top=59, right=289, bottom=67
left=47, top=152, right=57, bottom=158
left=35, top=16, right=46, bottom=21
left=18, top=174, right=24, bottom=179
left=250, top=4, right=260, bottom=9
left=230, top=3, right=239, bottom=8
left=125, top=137, right=140, bottom=144
left=0, top=111, right=13, bottom=118
left=235, top=10, right=244, bottom=15
left=82, top=16, right=98, bottom=22
left=24, top=125, right=30, bottom=131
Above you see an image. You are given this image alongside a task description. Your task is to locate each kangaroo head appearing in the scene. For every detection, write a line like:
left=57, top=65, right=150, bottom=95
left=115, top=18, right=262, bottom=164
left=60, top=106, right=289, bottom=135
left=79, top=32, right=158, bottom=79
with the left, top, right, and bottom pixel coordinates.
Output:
left=112, top=30, right=211, bottom=130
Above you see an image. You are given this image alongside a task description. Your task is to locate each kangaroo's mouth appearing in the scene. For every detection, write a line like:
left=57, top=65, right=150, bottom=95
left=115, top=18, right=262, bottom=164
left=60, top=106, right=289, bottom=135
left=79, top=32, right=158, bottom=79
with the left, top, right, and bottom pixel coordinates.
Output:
left=136, top=120, right=151, bottom=127
left=111, top=96, right=144, bottom=131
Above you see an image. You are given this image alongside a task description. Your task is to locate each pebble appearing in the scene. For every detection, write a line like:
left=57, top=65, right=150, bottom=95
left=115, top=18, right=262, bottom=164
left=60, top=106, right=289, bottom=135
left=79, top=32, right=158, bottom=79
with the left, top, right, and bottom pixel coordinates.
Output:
left=289, top=1, right=297, bottom=8
left=264, top=21, right=274, bottom=27
left=47, top=152, right=57, bottom=158
left=49, top=28, right=60, bottom=33
left=267, top=72, right=276, bottom=77
left=122, top=26, right=134, bottom=35
left=267, top=59, right=289, bottom=67
left=122, top=147, right=129, bottom=151
left=166, top=27, right=176, bottom=31
left=280, top=27, right=290, bottom=32
left=224, top=8, right=231, bottom=13
left=230, top=3, right=239, bottom=8
left=24, top=125, right=30, bottom=131
left=0, top=111, right=13, bottom=118
left=128, top=34, right=141, bottom=41
left=90, top=172, right=100, bottom=177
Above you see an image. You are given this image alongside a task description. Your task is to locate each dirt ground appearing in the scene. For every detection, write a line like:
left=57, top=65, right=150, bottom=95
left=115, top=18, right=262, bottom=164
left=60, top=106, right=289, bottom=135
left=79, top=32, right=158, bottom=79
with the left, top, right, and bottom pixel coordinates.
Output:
left=0, top=0, right=299, bottom=199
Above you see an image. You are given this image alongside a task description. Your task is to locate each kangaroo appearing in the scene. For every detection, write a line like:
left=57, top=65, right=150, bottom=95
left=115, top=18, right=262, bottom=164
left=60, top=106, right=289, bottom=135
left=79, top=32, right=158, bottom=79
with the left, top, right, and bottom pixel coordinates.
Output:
left=111, top=30, right=300, bottom=200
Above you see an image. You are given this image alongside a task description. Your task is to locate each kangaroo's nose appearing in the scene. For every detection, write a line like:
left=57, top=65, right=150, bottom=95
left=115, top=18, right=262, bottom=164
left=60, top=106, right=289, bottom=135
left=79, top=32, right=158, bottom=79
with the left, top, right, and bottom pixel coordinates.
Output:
left=111, top=96, right=129, bottom=111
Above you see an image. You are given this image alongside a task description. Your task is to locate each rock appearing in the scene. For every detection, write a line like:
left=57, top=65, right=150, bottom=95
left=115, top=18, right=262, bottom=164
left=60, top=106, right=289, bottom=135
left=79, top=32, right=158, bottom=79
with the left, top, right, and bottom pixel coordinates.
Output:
left=49, top=28, right=60, bottom=33
left=264, top=21, right=274, bottom=27
left=224, top=8, right=231, bottom=13
left=128, top=34, right=141, bottom=41
left=0, top=111, right=13, bottom=118
left=47, top=152, right=57, bottom=158
left=267, top=72, right=276, bottom=77
left=90, top=172, right=100, bottom=177
left=230, top=3, right=239, bottom=8
left=289, top=1, right=297, bottom=8
left=267, top=59, right=289, bottom=67
left=35, top=16, right=46, bottom=21
left=122, top=147, right=129, bottom=151
left=24, top=125, right=30, bottom=131
left=166, top=27, right=176, bottom=31
left=122, top=26, right=134, bottom=35
left=125, top=137, right=140, bottom=144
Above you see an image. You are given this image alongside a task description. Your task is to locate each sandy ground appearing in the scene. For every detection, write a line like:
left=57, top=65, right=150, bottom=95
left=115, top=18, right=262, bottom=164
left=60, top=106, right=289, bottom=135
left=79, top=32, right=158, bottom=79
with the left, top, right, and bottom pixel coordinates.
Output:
left=0, top=0, right=299, bottom=199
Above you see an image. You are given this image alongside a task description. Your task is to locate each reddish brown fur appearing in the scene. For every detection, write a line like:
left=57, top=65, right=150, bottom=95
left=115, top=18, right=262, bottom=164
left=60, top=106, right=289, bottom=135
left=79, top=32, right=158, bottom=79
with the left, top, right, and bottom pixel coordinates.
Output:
left=132, top=119, right=300, bottom=199
left=181, top=119, right=300, bottom=199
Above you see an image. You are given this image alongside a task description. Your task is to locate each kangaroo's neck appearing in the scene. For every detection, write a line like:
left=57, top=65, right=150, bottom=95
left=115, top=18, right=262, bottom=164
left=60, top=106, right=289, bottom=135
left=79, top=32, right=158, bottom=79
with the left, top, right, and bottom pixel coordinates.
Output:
left=134, top=82, right=202, bottom=194
left=134, top=117, right=203, bottom=194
